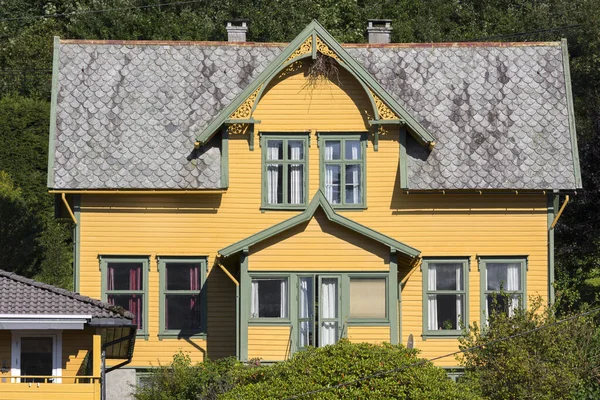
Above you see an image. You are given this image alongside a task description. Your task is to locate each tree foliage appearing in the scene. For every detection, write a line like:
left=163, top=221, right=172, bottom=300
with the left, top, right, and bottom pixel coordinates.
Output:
left=458, top=297, right=600, bottom=399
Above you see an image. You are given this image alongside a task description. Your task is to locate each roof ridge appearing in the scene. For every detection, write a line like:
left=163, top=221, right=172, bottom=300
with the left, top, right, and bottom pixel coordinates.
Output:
left=0, top=269, right=133, bottom=319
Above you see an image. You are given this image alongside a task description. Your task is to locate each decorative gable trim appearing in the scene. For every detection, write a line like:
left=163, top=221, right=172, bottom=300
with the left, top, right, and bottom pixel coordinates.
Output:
left=196, top=20, right=436, bottom=148
left=218, top=190, right=421, bottom=258
left=561, top=39, right=582, bottom=188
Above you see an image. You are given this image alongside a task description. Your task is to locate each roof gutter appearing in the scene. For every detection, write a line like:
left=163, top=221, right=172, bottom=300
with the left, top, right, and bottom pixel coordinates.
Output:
left=49, top=189, right=226, bottom=195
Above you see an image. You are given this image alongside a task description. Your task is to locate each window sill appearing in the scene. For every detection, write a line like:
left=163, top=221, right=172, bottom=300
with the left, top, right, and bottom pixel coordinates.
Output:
left=347, top=319, right=389, bottom=325
left=421, top=331, right=463, bottom=340
left=158, top=332, right=207, bottom=340
left=136, top=333, right=149, bottom=340
left=260, top=205, right=307, bottom=212
left=330, top=205, right=367, bottom=211
left=248, top=319, right=291, bottom=325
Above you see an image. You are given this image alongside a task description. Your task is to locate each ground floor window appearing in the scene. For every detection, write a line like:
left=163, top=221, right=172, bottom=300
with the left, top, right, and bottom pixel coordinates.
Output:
left=251, top=278, right=288, bottom=318
left=11, top=332, right=62, bottom=383
left=480, top=257, right=527, bottom=322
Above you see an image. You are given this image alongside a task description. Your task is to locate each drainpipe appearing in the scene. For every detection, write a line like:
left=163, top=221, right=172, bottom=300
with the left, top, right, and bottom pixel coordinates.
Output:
left=100, top=329, right=137, bottom=400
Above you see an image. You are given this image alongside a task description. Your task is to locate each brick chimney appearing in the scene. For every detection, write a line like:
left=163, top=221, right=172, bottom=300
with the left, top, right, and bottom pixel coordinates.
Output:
left=226, top=20, right=248, bottom=43
left=367, top=19, right=392, bottom=44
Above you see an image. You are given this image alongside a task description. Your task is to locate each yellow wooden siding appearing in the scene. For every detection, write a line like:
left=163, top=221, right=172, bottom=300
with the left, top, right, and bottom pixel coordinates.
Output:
left=0, top=330, right=10, bottom=378
left=347, top=326, right=391, bottom=344
left=62, top=329, right=93, bottom=383
left=77, top=58, right=549, bottom=367
left=249, top=209, right=390, bottom=271
left=0, top=382, right=99, bottom=400
left=247, top=326, right=292, bottom=361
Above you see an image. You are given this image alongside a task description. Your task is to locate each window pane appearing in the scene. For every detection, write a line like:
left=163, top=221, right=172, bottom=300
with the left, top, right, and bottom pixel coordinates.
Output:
left=267, top=140, right=283, bottom=160
left=325, top=141, right=341, bottom=160
left=288, top=140, right=304, bottom=160
left=21, top=337, right=53, bottom=380
left=345, top=165, right=361, bottom=204
left=166, top=263, right=201, bottom=291
left=267, top=164, right=283, bottom=204
left=107, top=263, right=143, bottom=291
left=165, top=294, right=201, bottom=330
left=487, top=293, right=521, bottom=317
left=325, top=165, right=340, bottom=204
left=486, top=263, right=521, bottom=291
left=287, top=164, right=304, bottom=204
left=108, top=294, right=144, bottom=329
left=428, top=263, right=463, bottom=291
left=251, top=279, right=288, bottom=318
left=349, top=278, right=386, bottom=318
left=345, top=140, right=361, bottom=160
left=428, top=294, right=463, bottom=330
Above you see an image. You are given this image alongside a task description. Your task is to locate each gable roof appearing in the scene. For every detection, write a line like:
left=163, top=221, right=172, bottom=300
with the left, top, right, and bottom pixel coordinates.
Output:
left=48, top=24, right=581, bottom=191
left=195, top=20, right=435, bottom=148
left=218, top=190, right=420, bottom=258
left=0, top=269, right=134, bottom=322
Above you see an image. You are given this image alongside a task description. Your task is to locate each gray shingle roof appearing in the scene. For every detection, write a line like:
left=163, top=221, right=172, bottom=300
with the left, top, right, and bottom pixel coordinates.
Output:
left=49, top=40, right=580, bottom=190
left=0, top=269, right=134, bottom=320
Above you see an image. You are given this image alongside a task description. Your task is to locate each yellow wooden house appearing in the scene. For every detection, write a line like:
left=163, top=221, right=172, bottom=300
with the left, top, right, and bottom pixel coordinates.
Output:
left=46, top=19, right=580, bottom=396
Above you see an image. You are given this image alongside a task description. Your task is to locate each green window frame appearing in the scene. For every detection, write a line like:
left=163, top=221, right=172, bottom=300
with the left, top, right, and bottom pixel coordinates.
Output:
left=249, top=274, right=291, bottom=323
left=100, top=256, right=149, bottom=339
left=346, top=274, right=389, bottom=324
left=479, top=257, right=527, bottom=323
left=261, top=133, right=309, bottom=210
left=318, top=133, right=367, bottom=208
left=158, top=257, right=208, bottom=339
left=421, top=258, right=469, bottom=338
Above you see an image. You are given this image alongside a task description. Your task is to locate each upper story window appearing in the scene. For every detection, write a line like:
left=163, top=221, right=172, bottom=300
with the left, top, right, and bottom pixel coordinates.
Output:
left=262, top=134, right=309, bottom=209
left=422, top=258, right=469, bottom=338
left=319, top=134, right=366, bottom=208
left=158, top=257, right=207, bottom=338
left=100, top=256, right=149, bottom=338
left=480, top=257, right=526, bottom=321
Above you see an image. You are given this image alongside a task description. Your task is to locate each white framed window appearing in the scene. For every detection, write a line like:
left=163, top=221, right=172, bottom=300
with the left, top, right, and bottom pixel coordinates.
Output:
left=11, top=331, right=62, bottom=383
left=250, top=277, right=289, bottom=319
left=422, top=259, right=469, bottom=337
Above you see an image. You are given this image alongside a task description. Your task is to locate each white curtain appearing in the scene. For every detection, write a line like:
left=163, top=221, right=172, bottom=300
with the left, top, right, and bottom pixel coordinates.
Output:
left=507, top=263, right=520, bottom=317
left=347, top=141, right=360, bottom=203
left=324, top=143, right=338, bottom=203
left=267, top=143, right=280, bottom=204
left=251, top=280, right=259, bottom=318
left=456, top=265, right=462, bottom=327
left=428, top=265, right=438, bottom=330
left=280, top=279, right=288, bottom=318
left=299, top=278, right=311, bottom=347
left=320, top=278, right=337, bottom=346
left=289, top=141, right=303, bottom=204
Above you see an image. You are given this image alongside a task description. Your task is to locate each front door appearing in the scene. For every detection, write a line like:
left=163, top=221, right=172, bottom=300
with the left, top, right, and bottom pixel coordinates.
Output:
left=11, top=332, right=61, bottom=383
left=298, top=275, right=341, bottom=349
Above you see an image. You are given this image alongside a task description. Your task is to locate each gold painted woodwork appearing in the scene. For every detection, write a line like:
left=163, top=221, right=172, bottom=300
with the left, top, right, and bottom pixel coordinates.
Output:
left=315, top=36, right=338, bottom=60
left=76, top=62, right=549, bottom=368
left=369, top=89, right=399, bottom=120
left=229, top=86, right=262, bottom=120
left=285, top=37, right=313, bottom=62
left=347, top=326, right=391, bottom=344
left=248, top=326, right=292, bottom=361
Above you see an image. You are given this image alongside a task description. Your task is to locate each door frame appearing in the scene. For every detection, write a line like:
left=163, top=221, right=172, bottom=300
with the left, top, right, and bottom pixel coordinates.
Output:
left=11, top=331, right=62, bottom=383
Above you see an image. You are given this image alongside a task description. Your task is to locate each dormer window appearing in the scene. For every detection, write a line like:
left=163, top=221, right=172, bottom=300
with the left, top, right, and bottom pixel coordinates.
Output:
left=261, top=134, right=309, bottom=209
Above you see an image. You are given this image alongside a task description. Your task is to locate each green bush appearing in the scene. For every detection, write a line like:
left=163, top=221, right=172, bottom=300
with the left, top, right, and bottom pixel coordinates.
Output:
left=223, top=339, right=480, bottom=400
left=458, top=296, right=600, bottom=400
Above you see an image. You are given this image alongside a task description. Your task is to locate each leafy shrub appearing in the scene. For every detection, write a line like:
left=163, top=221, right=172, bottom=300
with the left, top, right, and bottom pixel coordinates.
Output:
left=458, top=296, right=600, bottom=400
left=223, top=339, right=480, bottom=399
left=134, top=352, right=243, bottom=400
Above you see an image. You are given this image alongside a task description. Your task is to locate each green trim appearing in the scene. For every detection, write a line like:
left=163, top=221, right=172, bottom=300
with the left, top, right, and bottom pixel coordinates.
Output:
left=219, top=190, right=420, bottom=258
left=547, top=194, right=559, bottom=304
left=421, top=258, right=469, bottom=339
left=248, top=275, right=291, bottom=320
left=478, top=257, right=527, bottom=325
left=399, top=126, right=408, bottom=190
left=389, top=250, right=399, bottom=344
left=221, top=126, right=229, bottom=188
left=239, top=250, right=249, bottom=361
left=195, top=20, right=435, bottom=147
left=73, top=195, right=81, bottom=292
left=47, top=36, right=60, bottom=188
left=318, top=133, right=367, bottom=209
left=235, top=283, right=240, bottom=359
left=260, top=133, right=310, bottom=210
left=99, top=255, right=150, bottom=339
left=561, top=39, right=582, bottom=188
left=157, top=257, right=208, bottom=339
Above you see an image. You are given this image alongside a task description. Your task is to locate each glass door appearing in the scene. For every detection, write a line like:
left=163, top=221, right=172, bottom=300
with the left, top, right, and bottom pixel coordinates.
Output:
left=318, top=276, right=340, bottom=347
left=298, top=276, right=315, bottom=348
